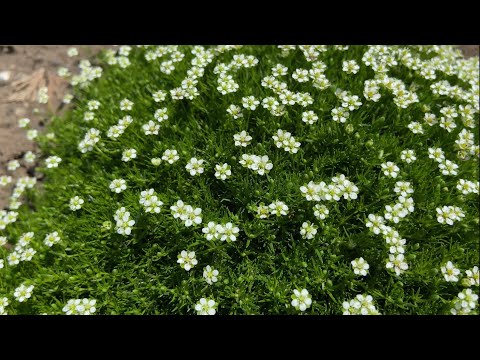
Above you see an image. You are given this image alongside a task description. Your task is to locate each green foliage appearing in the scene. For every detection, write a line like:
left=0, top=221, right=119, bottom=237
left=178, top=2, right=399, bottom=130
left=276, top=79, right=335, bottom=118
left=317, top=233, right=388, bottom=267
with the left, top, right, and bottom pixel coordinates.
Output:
left=0, top=45, right=478, bottom=315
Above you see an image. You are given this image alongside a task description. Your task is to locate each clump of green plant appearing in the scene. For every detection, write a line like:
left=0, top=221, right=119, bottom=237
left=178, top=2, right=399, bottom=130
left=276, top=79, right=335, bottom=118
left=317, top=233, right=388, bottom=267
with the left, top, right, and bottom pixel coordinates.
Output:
left=0, top=45, right=478, bottom=315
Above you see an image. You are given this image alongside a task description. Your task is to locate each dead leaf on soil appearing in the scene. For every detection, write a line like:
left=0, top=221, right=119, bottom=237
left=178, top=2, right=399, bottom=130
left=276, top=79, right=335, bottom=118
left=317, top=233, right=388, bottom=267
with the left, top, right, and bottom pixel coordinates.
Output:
left=5, top=67, right=68, bottom=111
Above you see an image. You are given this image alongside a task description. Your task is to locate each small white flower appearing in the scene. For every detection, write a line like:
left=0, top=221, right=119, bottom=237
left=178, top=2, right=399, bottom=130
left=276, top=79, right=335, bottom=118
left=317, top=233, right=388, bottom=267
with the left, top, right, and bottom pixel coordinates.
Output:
left=438, top=160, right=458, bottom=176
left=153, top=90, right=167, bottom=103
left=241, top=96, right=260, bottom=111
left=407, top=121, right=424, bottom=134
left=300, top=221, right=318, bottom=240
left=227, top=104, right=243, bottom=119
left=45, top=156, right=62, bottom=169
left=154, top=108, right=168, bottom=122
left=122, top=148, right=137, bottom=162
left=216, top=222, right=239, bottom=242
left=203, top=265, right=219, bottom=285
left=233, top=131, right=252, bottom=147
left=186, top=157, right=205, bottom=176
left=342, top=60, right=360, bottom=74
left=381, top=162, right=400, bottom=178
left=441, top=261, right=461, bottom=282
left=13, top=284, right=34, bottom=302
left=195, top=298, right=217, bottom=315
left=331, top=107, right=350, bottom=123
left=109, top=179, right=127, bottom=193
left=351, top=257, right=370, bottom=276
left=20, top=247, right=37, bottom=261
left=23, top=151, right=36, bottom=164
left=142, top=120, right=160, bottom=135
left=465, top=266, right=479, bottom=287
left=0, top=176, right=12, bottom=186
left=269, top=200, right=289, bottom=216
left=202, top=221, right=220, bottom=241
left=302, top=110, right=318, bottom=125
left=44, top=231, right=61, bottom=247
left=428, top=147, right=445, bottom=163
left=291, top=289, right=312, bottom=312
left=18, top=118, right=30, bottom=128
left=313, top=204, right=329, bottom=220
left=162, top=149, right=180, bottom=164
left=400, top=149, right=416, bottom=164
left=120, top=98, right=134, bottom=111
left=26, top=129, right=38, bottom=141
left=69, top=196, right=84, bottom=211
left=366, top=214, right=385, bottom=235
left=386, top=253, right=408, bottom=275
left=7, top=160, right=20, bottom=171
left=67, top=47, right=78, bottom=57
left=177, top=250, right=198, bottom=271
left=214, top=163, right=232, bottom=180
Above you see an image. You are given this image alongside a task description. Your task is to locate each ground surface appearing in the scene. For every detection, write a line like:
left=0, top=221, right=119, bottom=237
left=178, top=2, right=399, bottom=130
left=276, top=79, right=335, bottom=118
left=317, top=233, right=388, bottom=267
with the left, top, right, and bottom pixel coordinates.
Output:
left=0, top=45, right=478, bottom=209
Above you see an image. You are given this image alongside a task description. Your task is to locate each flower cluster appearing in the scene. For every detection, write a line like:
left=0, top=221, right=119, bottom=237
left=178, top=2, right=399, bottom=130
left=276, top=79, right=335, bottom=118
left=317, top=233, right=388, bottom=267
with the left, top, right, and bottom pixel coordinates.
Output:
left=202, top=221, right=240, bottom=242
left=272, top=129, right=301, bottom=154
left=62, top=298, right=97, bottom=315
left=170, top=200, right=202, bottom=227
left=139, top=189, right=164, bottom=214
left=436, top=206, right=465, bottom=225
left=114, top=207, right=135, bottom=236
left=239, top=154, right=273, bottom=175
left=78, top=128, right=101, bottom=153
left=342, top=294, right=380, bottom=315
left=450, top=289, right=478, bottom=315
left=300, top=174, right=359, bottom=202
left=107, top=115, right=134, bottom=139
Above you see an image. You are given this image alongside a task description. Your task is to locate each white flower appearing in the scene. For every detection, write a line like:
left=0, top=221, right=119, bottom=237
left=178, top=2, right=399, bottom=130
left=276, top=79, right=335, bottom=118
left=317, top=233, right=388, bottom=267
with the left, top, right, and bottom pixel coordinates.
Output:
left=183, top=205, right=202, bottom=227
left=7, top=251, right=21, bottom=266
left=20, top=247, right=37, bottom=261
left=45, top=156, right=62, bottom=169
left=37, top=86, right=49, bottom=104
left=84, top=111, right=95, bottom=121
left=7, top=160, right=20, bottom=171
left=300, top=181, right=322, bottom=201
left=186, top=157, right=205, bottom=176
left=18, top=118, right=30, bottom=128
left=177, top=250, right=198, bottom=271
left=0, top=297, right=8, bottom=315
left=438, top=160, right=458, bottom=176
left=351, top=257, right=370, bottom=276
left=331, top=107, right=350, bottom=123
left=342, top=95, right=362, bottom=111
left=215, top=163, right=232, bottom=180
left=122, top=148, right=137, bottom=162
left=341, top=180, right=359, bottom=200
left=109, top=179, right=127, bottom=193
left=381, top=162, right=400, bottom=178
left=300, top=221, right=318, bottom=240
left=269, top=200, right=289, bottom=216
left=0, top=176, right=12, bottom=186
left=195, top=298, right=217, bottom=315
left=386, top=253, right=408, bottom=275
left=291, top=289, right=312, bottom=312
left=400, top=149, right=416, bottom=164
left=115, top=207, right=135, bottom=236
left=26, top=129, right=38, bottom=140
left=366, top=214, right=385, bottom=235
left=451, top=289, right=478, bottom=315
left=162, top=149, right=180, bottom=164
left=87, top=100, right=100, bottom=110
left=63, top=94, right=74, bottom=104
left=292, top=68, right=309, bottom=82
left=465, top=266, right=479, bottom=287
left=44, top=231, right=61, bottom=247
left=23, top=151, right=36, bottom=163
left=250, top=155, right=273, bottom=175
left=302, top=110, right=318, bottom=125
left=78, top=298, right=97, bottom=315
left=202, top=222, right=220, bottom=241
left=272, top=64, right=288, bottom=77
left=342, top=60, right=360, bottom=74
left=62, top=299, right=79, bottom=315
left=384, top=203, right=408, bottom=224
left=151, top=158, right=162, bottom=166
left=233, top=131, right=252, bottom=147
left=203, top=265, right=219, bottom=285
left=0, top=259, right=3, bottom=269
left=142, top=120, right=160, bottom=135
left=67, top=47, right=78, bottom=57
left=227, top=104, right=243, bottom=119
left=407, top=121, right=424, bottom=134
left=428, top=147, right=445, bottom=163
left=441, top=261, right=461, bottom=282
left=217, top=222, right=239, bottom=242
left=394, top=181, right=414, bottom=197
left=154, top=108, right=168, bottom=122
left=342, top=294, right=380, bottom=315
left=69, top=196, right=84, bottom=211
left=313, top=204, right=329, bottom=220
left=153, top=90, right=167, bottom=103
left=120, top=98, right=134, bottom=111
left=13, top=284, right=34, bottom=302
left=241, top=96, right=260, bottom=110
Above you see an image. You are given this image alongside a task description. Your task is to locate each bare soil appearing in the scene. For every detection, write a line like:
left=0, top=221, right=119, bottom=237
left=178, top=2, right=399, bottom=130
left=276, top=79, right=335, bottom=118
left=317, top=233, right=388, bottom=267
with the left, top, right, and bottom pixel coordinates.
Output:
left=0, top=45, right=478, bottom=209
